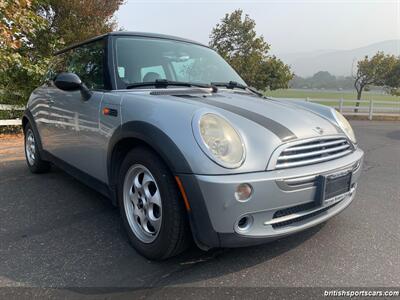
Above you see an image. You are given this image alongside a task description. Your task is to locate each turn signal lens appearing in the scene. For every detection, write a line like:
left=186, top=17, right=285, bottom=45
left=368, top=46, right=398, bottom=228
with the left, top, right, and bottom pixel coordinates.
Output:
left=235, top=183, right=253, bottom=201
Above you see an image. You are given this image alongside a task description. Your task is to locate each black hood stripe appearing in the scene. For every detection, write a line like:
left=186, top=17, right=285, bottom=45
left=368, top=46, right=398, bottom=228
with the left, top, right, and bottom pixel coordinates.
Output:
left=191, top=97, right=297, bottom=141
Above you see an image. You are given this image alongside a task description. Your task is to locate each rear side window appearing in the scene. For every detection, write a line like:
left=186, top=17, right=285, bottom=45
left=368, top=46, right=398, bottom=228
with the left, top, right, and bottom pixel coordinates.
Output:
left=50, top=39, right=106, bottom=90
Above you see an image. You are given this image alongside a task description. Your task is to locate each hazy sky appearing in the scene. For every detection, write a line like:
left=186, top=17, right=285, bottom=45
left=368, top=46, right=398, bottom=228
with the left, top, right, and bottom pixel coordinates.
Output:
left=116, top=0, right=400, bottom=55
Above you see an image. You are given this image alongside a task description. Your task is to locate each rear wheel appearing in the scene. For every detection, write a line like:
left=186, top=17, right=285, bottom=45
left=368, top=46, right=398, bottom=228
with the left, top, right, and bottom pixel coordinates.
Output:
left=118, top=147, right=190, bottom=260
left=24, top=123, right=51, bottom=173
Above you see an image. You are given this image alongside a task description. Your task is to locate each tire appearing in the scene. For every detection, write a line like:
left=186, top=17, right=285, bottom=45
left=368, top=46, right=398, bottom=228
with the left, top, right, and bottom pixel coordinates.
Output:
left=24, top=123, right=51, bottom=173
left=117, top=146, right=190, bottom=260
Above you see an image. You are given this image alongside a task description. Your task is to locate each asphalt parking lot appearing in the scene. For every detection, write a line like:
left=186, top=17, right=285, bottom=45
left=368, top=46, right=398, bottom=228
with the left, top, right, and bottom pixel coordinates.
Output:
left=0, top=121, right=399, bottom=290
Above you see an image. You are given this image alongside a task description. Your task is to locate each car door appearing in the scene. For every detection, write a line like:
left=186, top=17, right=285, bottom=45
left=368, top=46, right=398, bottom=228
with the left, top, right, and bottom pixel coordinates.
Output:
left=28, top=80, right=53, bottom=150
left=46, top=39, right=109, bottom=182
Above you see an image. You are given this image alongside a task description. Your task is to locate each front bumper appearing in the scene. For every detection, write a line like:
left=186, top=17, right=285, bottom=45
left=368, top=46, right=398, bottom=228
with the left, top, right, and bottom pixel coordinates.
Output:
left=180, top=148, right=364, bottom=249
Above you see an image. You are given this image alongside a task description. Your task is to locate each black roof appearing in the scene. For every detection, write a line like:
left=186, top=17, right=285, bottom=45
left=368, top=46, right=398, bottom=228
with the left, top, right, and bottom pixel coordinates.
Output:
left=55, top=31, right=208, bottom=55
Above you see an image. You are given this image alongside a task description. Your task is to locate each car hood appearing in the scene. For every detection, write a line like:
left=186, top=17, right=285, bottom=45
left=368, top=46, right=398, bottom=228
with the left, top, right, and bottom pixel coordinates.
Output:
left=179, top=91, right=341, bottom=141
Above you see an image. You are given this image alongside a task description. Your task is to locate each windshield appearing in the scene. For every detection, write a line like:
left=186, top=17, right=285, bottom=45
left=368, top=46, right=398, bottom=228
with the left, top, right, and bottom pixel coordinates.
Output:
left=114, top=36, right=246, bottom=89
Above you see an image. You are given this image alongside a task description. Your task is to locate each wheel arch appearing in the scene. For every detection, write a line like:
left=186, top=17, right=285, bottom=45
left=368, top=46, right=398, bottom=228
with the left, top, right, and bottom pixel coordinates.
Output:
left=107, top=122, right=220, bottom=250
left=22, top=109, right=44, bottom=152
left=107, top=121, right=193, bottom=197
left=22, top=115, right=29, bottom=130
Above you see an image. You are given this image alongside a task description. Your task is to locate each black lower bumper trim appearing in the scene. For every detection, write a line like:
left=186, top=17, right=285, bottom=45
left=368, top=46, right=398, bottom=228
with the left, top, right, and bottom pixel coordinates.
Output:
left=177, top=174, right=221, bottom=250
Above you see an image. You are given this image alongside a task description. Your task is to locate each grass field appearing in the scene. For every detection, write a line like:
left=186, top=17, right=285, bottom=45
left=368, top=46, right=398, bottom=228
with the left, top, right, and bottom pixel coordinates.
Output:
left=265, top=89, right=400, bottom=101
left=265, top=89, right=400, bottom=107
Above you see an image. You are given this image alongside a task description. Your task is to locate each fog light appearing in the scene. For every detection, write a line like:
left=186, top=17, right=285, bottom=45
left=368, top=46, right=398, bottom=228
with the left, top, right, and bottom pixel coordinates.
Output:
left=235, top=183, right=253, bottom=202
left=236, top=215, right=253, bottom=231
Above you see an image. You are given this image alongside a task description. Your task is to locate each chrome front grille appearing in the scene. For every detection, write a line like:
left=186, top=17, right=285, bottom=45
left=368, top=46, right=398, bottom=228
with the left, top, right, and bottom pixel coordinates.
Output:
left=275, top=137, right=353, bottom=169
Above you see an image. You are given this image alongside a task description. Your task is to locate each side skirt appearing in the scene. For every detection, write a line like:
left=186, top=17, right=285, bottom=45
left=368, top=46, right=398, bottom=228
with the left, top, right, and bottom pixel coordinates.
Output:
left=41, top=150, right=117, bottom=205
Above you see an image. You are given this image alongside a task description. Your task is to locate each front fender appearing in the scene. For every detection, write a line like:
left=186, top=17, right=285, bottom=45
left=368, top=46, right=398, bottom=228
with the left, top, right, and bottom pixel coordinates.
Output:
left=106, top=121, right=219, bottom=250
left=107, top=121, right=193, bottom=184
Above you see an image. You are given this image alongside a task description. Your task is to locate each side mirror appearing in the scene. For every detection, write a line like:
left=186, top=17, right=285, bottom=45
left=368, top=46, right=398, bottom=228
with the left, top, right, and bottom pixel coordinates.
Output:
left=54, top=72, right=92, bottom=100
left=54, top=72, right=82, bottom=91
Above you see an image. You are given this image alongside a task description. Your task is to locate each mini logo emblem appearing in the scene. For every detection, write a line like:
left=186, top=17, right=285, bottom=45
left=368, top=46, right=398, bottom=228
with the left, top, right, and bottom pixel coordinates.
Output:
left=313, top=126, right=324, bottom=135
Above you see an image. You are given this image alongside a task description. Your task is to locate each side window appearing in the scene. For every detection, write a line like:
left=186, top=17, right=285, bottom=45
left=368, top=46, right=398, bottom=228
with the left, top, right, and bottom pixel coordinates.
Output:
left=67, top=40, right=105, bottom=90
left=50, top=40, right=105, bottom=90
left=45, top=54, right=68, bottom=82
left=140, top=65, right=166, bottom=82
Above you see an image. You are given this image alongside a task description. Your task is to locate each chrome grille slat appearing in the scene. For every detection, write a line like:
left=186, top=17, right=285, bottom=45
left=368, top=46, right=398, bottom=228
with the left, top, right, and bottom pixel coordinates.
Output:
left=275, top=137, right=353, bottom=169
left=282, top=139, right=347, bottom=152
left=278, top=144, right=350, bottom=161
left=276, top=149, right=352, bottom=169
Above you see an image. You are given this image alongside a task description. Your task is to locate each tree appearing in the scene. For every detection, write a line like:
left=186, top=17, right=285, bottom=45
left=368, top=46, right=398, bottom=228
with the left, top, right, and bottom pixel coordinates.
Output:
left=353, top=52, right=398, bottom=111
left=0, top=0, right=48, bottom=104
left=0, top=0, right=47, bottom=69
left=354, top=53, right=398, bottom=100
left=385, top=60, right=400, bottom=96
left=209, top=10, right=293, bottom=90
left=37, top=0, right=124, bottom=49
left=259, top=56, right=293, bottom=90
left=310, top=71, right=336, bottom=89
left=0, top=0, right=124, bottom=105
left=289, top=72, right=355, bottom=90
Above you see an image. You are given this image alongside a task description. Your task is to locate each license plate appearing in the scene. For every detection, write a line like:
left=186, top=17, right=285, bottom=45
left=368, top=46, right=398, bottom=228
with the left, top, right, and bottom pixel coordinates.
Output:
left=319, top=171, right=352, bottom=206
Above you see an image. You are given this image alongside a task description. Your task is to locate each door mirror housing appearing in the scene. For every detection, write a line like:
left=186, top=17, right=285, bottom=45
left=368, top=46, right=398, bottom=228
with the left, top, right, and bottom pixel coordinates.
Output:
left=54, top=72, right=82, bottom=91
left=54, top=72, right=92, bottom=100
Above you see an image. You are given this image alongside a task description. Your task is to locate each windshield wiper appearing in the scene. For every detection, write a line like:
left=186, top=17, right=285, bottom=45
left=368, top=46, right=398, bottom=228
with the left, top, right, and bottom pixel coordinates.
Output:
left=211, top=81, right=264, bottom=97
left=126, top=79, right=213, bottom=90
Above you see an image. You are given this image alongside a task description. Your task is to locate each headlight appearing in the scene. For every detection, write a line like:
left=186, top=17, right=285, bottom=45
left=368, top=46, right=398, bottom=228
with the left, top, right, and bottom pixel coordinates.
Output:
left=332, top=109, right=357, bottom=144
left=193, top=113, right=245, bottom=168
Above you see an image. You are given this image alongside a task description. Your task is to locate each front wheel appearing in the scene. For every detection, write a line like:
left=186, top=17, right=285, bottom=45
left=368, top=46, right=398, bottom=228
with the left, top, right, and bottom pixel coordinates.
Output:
left=117, top=147, right=190, bottom=260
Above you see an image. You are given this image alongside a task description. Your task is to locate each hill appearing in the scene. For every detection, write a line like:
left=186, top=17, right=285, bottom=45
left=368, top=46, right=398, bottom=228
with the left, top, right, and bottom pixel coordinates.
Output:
left=278, top=40, right=400, bottom=77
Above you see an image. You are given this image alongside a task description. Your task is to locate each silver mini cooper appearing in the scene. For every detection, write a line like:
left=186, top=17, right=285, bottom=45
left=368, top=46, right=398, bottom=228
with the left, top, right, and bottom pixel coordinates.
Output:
left=23, top=32, right=364, bottom=260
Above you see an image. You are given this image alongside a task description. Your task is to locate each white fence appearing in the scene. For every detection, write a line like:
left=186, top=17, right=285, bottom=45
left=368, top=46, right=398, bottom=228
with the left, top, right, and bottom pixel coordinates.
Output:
left=0, top=97, right=399, bottom=127
left=270, top=97, right=400, bottom=120
left=0, top=105, right=24, bottom=126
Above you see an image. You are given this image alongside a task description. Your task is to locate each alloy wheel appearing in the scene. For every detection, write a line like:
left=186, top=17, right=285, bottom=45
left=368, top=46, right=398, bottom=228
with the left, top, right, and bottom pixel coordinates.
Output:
left=123, top=164, right=162, bottom=243
left=25, top=129, right=36, bottom=166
